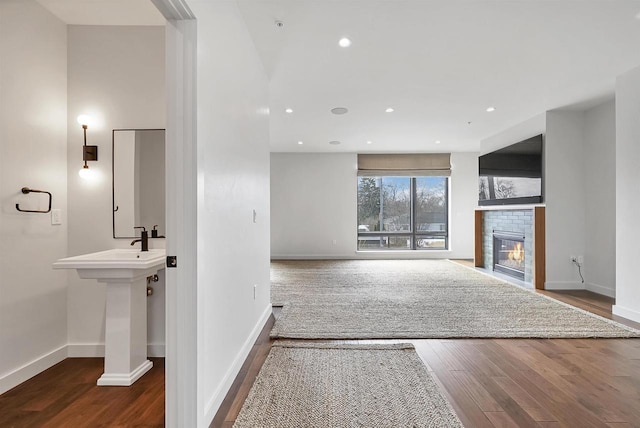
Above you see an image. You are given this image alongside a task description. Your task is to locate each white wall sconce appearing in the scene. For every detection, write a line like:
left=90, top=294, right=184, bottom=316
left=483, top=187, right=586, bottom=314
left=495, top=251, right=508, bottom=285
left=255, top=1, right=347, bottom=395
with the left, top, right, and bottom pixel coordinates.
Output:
left=77, top=115, right=98, bottom=179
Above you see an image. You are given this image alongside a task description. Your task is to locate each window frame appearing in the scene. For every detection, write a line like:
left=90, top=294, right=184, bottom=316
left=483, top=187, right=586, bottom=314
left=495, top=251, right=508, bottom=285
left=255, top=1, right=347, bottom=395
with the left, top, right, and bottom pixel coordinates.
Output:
left=357, top=176, right=449, bottom=251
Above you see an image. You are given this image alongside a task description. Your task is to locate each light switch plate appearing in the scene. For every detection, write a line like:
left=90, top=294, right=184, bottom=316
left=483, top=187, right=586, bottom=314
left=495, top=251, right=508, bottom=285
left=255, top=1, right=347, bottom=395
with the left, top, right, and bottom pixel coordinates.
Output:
left=51, top=209, right=62, bottom=225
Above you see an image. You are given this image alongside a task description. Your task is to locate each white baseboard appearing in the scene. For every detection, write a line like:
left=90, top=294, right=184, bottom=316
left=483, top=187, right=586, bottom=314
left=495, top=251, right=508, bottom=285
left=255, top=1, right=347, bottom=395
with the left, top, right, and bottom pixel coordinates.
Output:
left=271, top=254, right=355, bottom=260
left=67, top=343, right=105, bottom=357
left=67, top=343, right=165, bottom=358
left=203, top=304, right=272, bottom=427
left=148, top=343, right=166, bottom=357
left=612, top=304, right=640, bottom=324
left=272, top=251, right=457, bottom=260
left=544, top=281, right=586, bottom=291
left=0, top=345, right=67, bottom=395
left=585, top=282, right=615, bottom=298
left=545, top=281, right=616, bottom=299
left=97, top=360, right=154, bottom=386
left=1, top=341, right=166, bottom=395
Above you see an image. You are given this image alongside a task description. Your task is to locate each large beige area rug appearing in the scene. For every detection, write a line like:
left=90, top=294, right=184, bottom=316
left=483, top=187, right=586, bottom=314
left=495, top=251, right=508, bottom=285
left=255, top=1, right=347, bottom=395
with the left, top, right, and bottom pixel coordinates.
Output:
left=270, top=260, right=640, bottom=339
left=234, top=342, right=463, bottom=428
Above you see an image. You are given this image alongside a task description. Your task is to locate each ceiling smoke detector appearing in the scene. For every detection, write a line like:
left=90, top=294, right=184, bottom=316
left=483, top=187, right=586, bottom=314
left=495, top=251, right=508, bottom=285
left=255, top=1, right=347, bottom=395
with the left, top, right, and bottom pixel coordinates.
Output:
left=275, top=20, right=284, bottom=28
left=331, top=107, right=348, bottom=115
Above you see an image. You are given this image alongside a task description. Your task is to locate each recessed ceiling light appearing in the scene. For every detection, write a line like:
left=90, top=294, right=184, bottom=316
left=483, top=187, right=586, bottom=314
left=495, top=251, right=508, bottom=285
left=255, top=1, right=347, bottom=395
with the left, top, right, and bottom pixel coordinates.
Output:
left=338, top=37, right=352, bottom=48
left=385, top=107, right=394, bottom=113
left=331, top=107, right=348, bottom=115
left=285, top=108, right=293, bottom=114
left=366, top=141, right=372, bottom=145
left=435, top=140, right=441, bottom=144
left=486, top=106, right=496, bottom=112
left=329, top=141, right=341, bottom=145
left=297, top=141, right=303, bottom=145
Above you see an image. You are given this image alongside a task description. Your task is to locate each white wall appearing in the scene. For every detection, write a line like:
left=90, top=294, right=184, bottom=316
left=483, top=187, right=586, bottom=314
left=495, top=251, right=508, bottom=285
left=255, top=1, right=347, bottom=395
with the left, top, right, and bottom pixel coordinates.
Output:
left=188, top=1, right=271, bottom=426
left=66, top=26, right=166, bottom=356
left=545, top=110, right=587, bottom=289
left=0, top=0, right=68, bottom=394
left=271, top=153, right=358, bottom=257
left=583, top=100, right=616, bottom=297
left=270, top=152, right=478, bottom=259
left=614, top=65, right=640, bottom=323
left=449, top=152, right=479, bottom=258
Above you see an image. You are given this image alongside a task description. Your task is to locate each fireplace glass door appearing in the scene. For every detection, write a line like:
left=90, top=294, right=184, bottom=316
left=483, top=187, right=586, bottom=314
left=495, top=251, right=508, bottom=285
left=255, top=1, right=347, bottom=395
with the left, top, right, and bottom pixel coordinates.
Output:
left=493, top=232, right=525, bottom=280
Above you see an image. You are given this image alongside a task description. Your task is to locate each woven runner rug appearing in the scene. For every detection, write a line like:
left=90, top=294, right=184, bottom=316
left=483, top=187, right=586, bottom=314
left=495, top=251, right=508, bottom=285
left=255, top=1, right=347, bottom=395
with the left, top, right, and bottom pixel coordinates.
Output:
left=270, top=259, right=640, bottom=339
left=233, top=342, right=463, bottom=428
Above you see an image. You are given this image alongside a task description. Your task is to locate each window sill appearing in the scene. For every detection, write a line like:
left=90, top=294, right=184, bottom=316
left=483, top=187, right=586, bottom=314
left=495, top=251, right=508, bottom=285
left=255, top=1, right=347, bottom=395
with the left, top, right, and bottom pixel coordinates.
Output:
left=355, top=250, right=451, bottom=254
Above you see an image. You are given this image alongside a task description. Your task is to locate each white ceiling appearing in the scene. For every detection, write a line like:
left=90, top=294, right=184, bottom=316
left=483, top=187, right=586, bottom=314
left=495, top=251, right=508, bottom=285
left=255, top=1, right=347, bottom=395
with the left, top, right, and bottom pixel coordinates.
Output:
left=237, top=0, right=640, bottom=153
left=36, top=0, right=165, bottom=26
left=36, top=0, right=640, bottom=153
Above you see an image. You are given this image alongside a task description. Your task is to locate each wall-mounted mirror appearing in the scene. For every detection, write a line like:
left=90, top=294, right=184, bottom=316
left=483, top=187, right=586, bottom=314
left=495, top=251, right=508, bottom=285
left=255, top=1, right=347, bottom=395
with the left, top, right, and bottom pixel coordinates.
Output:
left=112, top=129, right=165, bottom=239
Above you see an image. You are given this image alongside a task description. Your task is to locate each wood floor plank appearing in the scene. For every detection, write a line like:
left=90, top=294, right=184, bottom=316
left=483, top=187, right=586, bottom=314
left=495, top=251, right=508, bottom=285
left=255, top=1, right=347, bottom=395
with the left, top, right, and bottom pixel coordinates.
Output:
left=484, top=411, right=522, bottom=428
left=450, top=371, right=504, bottom=413
left=559, top=374, right=636, bottom=423
left=494, top=341, right=575, bottom=376
left=419, top=341, right=496, bottom=428
left=427, top=368, right=496, bottom=428
left=491, top=376, right=557, bottom=422
left=0, top=358, right=164, bottom=428
left=445, top=341, right=508, bottom=378
left=437, top=342, right=544, bottom=426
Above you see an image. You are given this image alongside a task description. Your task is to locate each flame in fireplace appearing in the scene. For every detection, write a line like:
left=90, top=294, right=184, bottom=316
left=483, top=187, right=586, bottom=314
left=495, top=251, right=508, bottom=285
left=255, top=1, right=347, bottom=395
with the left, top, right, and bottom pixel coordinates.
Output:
left=508, top=242, right=524, bottom=265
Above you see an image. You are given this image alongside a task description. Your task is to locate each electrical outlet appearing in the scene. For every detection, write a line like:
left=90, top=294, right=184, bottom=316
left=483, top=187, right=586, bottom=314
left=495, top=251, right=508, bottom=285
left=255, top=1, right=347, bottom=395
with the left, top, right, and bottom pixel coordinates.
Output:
left=252, top=209, right=257, bottom=223
left=332, top=239, right=337, bottom=245
left=51, top=209, right=62, bottom=225
left=577, top=256, right=584, bottom=264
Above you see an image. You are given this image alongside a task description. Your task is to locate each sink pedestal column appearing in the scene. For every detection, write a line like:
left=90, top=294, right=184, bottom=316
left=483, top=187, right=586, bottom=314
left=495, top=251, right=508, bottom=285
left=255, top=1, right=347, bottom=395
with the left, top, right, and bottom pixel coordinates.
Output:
left=96, top=274, right=153, bottom=386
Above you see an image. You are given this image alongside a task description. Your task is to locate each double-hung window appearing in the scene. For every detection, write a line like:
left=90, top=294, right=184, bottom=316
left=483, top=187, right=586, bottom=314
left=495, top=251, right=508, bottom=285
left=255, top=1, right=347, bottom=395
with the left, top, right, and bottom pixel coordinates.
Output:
left=356, top=154, right=450, bottom=251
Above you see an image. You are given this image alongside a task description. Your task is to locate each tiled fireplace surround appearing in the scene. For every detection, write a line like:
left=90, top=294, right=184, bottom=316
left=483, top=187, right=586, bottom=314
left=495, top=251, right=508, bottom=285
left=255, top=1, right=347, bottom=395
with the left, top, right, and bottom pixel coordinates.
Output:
left=474, top=206, right=546, bottom=289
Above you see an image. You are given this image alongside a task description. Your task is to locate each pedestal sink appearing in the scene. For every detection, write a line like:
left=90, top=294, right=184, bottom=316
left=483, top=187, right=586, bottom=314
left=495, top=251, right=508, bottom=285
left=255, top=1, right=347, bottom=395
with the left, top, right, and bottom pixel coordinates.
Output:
left=53, top=249, right=166, bottom=386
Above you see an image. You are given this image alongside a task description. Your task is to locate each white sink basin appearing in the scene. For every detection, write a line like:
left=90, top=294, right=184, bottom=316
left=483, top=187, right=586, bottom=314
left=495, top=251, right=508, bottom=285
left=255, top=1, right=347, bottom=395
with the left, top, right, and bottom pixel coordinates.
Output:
left=54, top=248, right=165, bottom=271
left=53, top=248, right=166, bottom=280
left=82, top=249, right=161, bottom=260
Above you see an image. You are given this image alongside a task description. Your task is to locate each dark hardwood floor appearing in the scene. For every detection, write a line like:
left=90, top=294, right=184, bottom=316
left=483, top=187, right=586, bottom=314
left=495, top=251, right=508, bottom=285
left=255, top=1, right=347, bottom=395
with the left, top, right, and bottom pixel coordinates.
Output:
left=0, top=358, right=164, bottom=428
left=3, top=270, right=639, bottom=428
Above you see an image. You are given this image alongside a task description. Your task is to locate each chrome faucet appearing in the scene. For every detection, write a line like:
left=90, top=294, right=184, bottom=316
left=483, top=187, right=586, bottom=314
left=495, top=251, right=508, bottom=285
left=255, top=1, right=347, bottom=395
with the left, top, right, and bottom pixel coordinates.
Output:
left=131, top=226, right=149, bottom=251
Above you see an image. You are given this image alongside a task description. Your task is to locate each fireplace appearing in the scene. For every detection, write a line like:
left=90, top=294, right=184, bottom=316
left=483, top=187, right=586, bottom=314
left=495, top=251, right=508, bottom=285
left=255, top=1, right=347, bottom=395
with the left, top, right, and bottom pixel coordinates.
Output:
left=476, top=208, right=544, bottom=288
left=493, top=231, right=525, bottom=280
